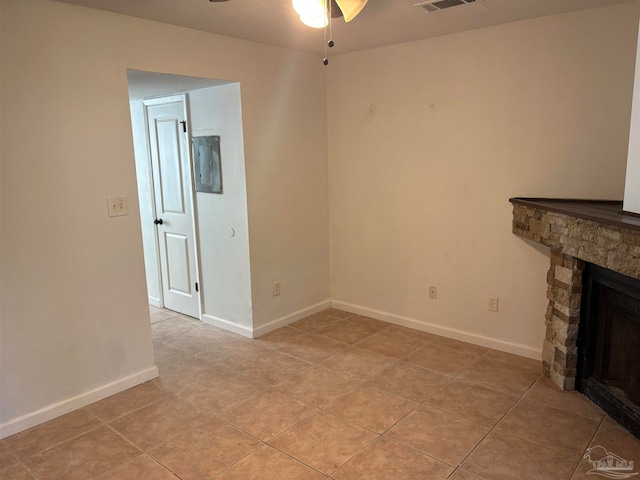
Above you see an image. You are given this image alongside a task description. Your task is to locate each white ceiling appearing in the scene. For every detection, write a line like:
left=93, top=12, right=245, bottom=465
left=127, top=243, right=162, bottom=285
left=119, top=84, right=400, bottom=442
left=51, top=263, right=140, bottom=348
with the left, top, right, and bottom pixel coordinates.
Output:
left=58, top=0, right=629, bottom=56
left=127, top=69, right=230, bottom=99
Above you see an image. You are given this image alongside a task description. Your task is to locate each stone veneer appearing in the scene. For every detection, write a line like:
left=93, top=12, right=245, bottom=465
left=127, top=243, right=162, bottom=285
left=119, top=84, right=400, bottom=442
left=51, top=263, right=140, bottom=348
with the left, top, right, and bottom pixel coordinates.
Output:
left=512, top=202, right=640, bottom=390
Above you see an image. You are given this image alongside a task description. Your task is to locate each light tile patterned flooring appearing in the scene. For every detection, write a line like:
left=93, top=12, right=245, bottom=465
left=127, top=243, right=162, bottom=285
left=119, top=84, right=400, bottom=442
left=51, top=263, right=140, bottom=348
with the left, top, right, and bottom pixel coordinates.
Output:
left=2, top=307, right=640, bottom=479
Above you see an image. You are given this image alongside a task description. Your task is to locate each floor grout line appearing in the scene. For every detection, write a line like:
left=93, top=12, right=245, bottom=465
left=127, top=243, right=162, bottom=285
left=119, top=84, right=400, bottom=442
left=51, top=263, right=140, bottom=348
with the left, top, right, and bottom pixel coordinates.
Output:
left=9, top=307, right=636, bottom=480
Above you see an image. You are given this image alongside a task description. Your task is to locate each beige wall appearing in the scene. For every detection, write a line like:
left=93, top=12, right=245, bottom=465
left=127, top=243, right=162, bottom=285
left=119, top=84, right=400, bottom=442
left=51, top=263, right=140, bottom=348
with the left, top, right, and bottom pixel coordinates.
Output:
left=2, top=0, right=638, bottom=436
left=189, top=85, right=254, bottom=333
left=0, top=0, right=329, bottom=435
left=327, top=1, right=640, bottom=357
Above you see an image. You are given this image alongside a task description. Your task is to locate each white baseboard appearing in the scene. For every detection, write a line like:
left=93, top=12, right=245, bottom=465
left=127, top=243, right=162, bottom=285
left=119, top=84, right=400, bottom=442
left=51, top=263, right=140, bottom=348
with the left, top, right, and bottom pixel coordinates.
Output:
left=252, top=300, right=331, bottom=338
left=331, top=300, right=542, bottom=360
left=0, top=366, right=159, bottom=439
left=202, top=314, right=254, bottom=338
left=148, top=296, right=161, bottom=308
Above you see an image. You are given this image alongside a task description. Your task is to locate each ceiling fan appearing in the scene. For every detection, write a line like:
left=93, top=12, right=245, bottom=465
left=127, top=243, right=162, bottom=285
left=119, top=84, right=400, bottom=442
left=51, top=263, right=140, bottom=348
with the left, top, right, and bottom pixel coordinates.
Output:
left=293, top=0, right=368, bottom=27
left=209, top=0, right=368, bottom=27
left=210, top=0, right=368, bottom=64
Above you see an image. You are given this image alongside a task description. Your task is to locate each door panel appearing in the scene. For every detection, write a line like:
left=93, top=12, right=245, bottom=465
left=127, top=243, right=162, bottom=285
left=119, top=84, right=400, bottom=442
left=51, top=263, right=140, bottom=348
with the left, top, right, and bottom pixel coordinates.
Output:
left=146, top=97, right=200, bottom=318
left=164, top=232, right=192, bottom=295
left=156, top=118, right=185, bottom=214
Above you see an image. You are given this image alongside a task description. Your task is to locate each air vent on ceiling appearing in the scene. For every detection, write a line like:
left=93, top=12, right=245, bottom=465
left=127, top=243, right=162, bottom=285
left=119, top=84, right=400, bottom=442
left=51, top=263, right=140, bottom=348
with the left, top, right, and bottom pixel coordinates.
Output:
left=415, top=0, right=476, bottom=13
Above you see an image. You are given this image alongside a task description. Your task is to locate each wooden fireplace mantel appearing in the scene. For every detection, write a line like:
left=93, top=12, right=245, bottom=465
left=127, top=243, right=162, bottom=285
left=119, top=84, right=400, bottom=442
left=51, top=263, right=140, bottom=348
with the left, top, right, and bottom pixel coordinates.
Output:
left=509, top=198, right=640, bottom=231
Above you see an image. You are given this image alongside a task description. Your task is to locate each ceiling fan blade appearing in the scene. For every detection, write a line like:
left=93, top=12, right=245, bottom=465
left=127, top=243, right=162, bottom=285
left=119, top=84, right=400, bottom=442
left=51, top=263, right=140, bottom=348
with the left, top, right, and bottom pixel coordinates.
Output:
left=334, top=0, right=368, bottom=22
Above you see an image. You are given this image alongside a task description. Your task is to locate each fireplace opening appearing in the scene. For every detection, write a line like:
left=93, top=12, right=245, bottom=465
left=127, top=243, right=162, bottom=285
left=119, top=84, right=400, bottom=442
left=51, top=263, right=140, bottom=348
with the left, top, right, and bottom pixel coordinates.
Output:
left=578, top=263, right=640, bottom=439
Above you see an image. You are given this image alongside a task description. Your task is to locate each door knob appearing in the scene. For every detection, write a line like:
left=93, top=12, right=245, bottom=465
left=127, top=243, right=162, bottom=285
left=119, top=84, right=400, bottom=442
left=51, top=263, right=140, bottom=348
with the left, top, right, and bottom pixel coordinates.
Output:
left=154, top=218, right=164, bottom=225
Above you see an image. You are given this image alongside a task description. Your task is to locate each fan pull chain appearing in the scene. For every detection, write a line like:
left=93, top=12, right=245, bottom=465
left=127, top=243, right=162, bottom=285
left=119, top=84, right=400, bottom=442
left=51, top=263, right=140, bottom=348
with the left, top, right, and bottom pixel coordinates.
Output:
left=328, top=0, right=334, bottom=48
left=323, top=0, right=334, bottom=66
left=323, top=5, right=328, bottom=66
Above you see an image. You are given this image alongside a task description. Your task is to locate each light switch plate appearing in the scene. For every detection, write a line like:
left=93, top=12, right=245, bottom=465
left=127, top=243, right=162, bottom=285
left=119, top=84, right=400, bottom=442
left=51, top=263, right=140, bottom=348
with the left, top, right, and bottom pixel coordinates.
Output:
left=488, top=296, right=499, bottom=312
left=107, top=195, right=129, bottom=217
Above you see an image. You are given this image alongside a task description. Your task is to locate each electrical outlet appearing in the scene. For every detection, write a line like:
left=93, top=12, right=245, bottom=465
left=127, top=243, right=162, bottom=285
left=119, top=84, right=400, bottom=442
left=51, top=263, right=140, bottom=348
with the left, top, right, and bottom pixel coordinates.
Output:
left=107, top=195, right=129, bottom=217
left=428, top=285, right=437, bottom=300
left=273, top=281, right=281, bottom=296
left=488, top=296, right=499, bottom=312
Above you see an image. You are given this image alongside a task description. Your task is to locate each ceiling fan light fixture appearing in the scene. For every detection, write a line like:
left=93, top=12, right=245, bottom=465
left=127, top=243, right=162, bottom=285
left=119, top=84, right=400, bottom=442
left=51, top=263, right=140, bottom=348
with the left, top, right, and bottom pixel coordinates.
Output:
left=292, top=0, right=323, bottom=19
left=292, top=0, right=329, bottom=28
left=299, top=11, right=328, bottom=28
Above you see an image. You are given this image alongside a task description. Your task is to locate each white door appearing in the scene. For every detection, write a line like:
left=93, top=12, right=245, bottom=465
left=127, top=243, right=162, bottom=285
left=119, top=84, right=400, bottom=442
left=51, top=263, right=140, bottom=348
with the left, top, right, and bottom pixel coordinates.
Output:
left=145, top=96, right=200, bottom=318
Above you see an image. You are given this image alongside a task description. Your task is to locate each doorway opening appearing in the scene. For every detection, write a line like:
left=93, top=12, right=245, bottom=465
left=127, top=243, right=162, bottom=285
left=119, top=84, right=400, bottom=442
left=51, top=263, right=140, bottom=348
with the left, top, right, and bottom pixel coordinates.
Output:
left=127, top=69, right=254, bottom=334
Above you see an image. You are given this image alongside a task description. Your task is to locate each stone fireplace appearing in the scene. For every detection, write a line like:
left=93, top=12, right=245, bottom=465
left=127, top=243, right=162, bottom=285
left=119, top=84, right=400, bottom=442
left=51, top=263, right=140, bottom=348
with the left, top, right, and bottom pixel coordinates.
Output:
left=511, top=198, right=640, bottom=435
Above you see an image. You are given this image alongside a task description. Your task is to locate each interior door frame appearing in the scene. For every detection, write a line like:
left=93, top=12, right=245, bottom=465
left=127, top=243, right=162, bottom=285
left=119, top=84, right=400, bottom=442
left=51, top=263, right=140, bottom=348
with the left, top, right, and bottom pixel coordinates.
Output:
left=142, top=93, right=203, bottom=319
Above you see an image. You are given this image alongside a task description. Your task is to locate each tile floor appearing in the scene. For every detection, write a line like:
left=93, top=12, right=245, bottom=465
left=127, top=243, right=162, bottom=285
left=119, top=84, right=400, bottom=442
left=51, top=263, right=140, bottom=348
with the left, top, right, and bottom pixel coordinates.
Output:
left=2, top=307, right=640, bottom=479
